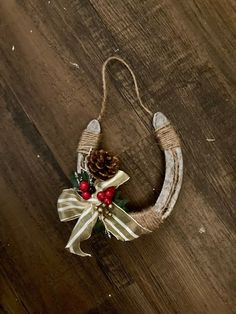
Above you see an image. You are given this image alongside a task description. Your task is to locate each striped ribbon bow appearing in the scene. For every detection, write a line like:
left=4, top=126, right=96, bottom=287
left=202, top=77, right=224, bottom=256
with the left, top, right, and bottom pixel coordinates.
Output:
left=57, top=170, right=149, bottom=256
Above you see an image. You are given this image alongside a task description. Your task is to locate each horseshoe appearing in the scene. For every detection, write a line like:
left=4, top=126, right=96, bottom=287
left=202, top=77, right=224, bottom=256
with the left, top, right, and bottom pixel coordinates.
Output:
left=77, top=112, right=183, bottom=230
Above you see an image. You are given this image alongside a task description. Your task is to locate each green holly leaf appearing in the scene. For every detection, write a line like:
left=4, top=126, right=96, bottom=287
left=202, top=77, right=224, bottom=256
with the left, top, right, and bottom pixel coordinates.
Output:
left=81, top=170, right=89, bottom=182
left=69, top=171, right=80, bottom=188
left=113, top=190, right=121, bottom=202
left=113, top=190, right=129, bottom=212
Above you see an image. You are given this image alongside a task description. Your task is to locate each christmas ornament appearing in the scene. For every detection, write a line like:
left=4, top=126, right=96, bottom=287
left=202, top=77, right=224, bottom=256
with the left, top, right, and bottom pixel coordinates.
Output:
left=57, top=56, right=183, bottom=256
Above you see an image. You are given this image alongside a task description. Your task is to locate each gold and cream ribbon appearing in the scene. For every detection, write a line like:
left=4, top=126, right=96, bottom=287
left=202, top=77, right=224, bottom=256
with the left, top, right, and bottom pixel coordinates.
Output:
left=57, top=171, right=150, bottom=256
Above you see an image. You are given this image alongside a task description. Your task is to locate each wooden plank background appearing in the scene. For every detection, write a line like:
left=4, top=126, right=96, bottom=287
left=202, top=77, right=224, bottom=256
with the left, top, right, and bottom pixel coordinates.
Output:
left=0, top=0, right=235, bottom=313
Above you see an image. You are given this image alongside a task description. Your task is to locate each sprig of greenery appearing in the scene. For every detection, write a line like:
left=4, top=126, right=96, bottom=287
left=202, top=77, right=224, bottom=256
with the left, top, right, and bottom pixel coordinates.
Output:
left=69, top=171, right=79, bottom=188
left=69, top=170, right=90, bottom=188
left=113, top=190, right=129, bottom=212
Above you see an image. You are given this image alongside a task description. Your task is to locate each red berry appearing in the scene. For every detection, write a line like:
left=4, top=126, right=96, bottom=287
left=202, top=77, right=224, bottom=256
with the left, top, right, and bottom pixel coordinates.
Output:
left=82, top=191, right=91, bottom=200
left=105, top=189, right=114, bottom=199
left=104, top=197, right=112, bottom=206
left=79, top=180, right=90, bottom=192
left=106, top=186, right=116, bottom=193
left=105, top=186, right=115, bottom=198
left=97, top=191, right=105, bottom=202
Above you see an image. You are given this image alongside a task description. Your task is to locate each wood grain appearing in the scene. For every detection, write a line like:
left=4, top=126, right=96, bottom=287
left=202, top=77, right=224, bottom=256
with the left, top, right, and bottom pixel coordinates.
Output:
left=0, top=0, right=235, bottom=313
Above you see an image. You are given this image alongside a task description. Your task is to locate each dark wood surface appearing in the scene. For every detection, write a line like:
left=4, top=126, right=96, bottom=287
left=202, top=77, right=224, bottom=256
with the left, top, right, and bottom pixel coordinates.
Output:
left=0, top=1, right=235, bottom=313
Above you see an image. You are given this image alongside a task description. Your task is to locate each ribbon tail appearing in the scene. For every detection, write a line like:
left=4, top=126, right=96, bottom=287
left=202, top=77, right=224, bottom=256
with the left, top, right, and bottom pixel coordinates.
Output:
left=103, top=203, right=151, bottom=242
left=65, top=205, right=98, bottom=257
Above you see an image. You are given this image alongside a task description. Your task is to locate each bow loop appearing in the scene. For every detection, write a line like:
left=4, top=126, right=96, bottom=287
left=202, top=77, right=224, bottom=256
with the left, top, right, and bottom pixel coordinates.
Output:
left=57, top=189, right=90, bottom=222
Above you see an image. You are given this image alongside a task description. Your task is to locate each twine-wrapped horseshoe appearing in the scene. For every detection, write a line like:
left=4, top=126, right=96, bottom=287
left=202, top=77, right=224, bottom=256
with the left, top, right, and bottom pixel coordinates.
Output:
left=57, top=56, right=183, bottom=256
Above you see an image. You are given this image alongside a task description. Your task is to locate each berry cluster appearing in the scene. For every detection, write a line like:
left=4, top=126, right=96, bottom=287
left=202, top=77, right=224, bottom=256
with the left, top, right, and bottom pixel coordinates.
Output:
left=79, top=180, right=116, bottom=206
left=79, top=180, right=95, bottom=200
left=97, top=186, right=116, bottom=206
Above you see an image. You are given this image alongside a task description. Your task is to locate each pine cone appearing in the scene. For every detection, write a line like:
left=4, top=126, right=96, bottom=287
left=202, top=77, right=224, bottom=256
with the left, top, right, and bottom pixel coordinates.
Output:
left=87, top=149, right=120, bottom=180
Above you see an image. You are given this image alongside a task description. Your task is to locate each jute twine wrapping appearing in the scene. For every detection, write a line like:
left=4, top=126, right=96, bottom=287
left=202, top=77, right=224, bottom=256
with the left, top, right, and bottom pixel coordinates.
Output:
left=77, top=130, right=101, bottom=155
left=130, top=207, right=163, bottom=231
left=155, top=123, right=180, bottom=150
